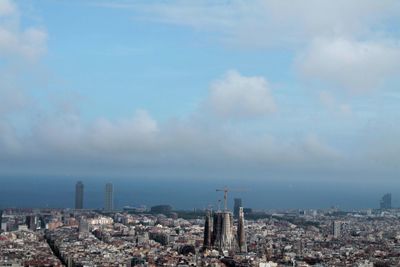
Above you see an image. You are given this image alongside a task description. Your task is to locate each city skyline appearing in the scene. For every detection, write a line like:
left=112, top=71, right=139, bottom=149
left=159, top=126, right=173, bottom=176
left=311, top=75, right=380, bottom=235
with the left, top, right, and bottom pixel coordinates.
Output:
left=1, top=177, right=400, bottom=210
left=37, top=181, right=400, bottom=211
left=0, top=0, right=399, bottom=185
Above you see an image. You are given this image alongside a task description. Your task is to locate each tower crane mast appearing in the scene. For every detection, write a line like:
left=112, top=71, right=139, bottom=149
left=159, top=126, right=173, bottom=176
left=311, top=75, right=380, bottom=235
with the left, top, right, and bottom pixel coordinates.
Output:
left=216, top=186, right=245, bottom=211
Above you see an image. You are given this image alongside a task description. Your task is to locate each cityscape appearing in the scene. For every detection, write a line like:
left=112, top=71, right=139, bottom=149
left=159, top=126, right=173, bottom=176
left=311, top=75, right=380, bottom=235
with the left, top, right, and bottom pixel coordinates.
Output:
left=1, top=0, right=400, bottom=266
left=1, top=182, right=400, bottom=266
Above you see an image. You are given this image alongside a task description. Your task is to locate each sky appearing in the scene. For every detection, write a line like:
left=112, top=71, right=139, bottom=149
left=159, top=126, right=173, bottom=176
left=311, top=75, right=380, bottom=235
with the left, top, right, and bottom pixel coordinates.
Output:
left=1, top=0, right=400, bottom=187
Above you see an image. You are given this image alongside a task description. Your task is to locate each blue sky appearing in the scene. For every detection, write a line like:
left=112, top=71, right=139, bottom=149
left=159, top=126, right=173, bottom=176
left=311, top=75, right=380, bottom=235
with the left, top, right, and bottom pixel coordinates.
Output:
left=1, top=0, right=400, bottom=183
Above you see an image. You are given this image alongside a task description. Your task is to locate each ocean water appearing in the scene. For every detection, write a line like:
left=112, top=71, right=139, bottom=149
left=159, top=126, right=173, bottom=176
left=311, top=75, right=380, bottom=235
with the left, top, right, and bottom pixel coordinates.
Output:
left=0, top=176, right=395, bottom=210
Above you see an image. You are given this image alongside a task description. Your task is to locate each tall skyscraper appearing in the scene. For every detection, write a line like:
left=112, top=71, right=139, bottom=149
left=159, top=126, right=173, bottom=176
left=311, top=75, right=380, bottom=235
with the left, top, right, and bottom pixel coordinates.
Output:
left=237, top=207, right=247, bottom=253
left=380, top=193, right=392, bottom=209
left=75, top=181, right=84, bottom=210
left=233, top=198, right=242, bottom=218
left=104, top=183, right=114, bottom=212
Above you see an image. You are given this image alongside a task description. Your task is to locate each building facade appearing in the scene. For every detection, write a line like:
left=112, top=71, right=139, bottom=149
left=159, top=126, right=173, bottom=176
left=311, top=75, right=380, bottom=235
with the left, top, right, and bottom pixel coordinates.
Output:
left=104, top=183, right=114, bottom=212
left=380, top=193, right=392, bottom=209
left=233, top=198, right=242, bottom=219
left=75, top=181, right=84, bottom=210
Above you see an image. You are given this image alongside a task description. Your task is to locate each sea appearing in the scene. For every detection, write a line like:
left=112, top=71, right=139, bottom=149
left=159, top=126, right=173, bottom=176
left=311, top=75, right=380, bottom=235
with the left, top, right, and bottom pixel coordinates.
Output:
left=0, top=175, right=396, bottom=211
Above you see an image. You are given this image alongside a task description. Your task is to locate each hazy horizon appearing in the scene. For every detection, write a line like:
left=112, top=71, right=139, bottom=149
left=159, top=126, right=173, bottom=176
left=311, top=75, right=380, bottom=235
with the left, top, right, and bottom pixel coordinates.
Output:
left=0, top=175, right=397, bottom=211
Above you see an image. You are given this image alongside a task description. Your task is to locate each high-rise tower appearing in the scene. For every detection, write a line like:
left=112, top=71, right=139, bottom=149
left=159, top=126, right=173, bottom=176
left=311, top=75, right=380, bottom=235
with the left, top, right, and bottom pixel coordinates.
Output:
left=75, top=181, right=84, bottom=210
left=237, top=207, right=247, bottom=253
left=380, top=193, right=392, bottom=209
left=104, top=183, right=114, bottom=212
left=234, top=198, right=242, bottom=219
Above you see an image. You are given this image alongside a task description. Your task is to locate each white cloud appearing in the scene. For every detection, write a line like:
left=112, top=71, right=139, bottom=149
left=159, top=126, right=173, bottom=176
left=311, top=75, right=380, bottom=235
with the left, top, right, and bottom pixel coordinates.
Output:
left=0, top=0, right=16, bottom=16
left=207, top=70, right=276, bottom=119
left=298, top=38, right=400, bottom=91
left=0, top=0, right=47, bottom=120
left=30, top=109, right=159, bottom=157
left=0, top=79, right=390, bottom=178
left=0, top=96, right=345, bottom=176
left=108, top=0, right=400, bottom=47
left=0, top=0, right=47, bottom=61
left=98, top=0, right=400, bottom=92
left=90, top=109, right=159, bottom=153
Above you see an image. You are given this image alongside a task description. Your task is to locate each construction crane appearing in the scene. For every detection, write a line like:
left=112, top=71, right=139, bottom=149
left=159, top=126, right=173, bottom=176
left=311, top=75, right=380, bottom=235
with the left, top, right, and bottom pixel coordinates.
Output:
left=216, top=186, right=246, bottom=211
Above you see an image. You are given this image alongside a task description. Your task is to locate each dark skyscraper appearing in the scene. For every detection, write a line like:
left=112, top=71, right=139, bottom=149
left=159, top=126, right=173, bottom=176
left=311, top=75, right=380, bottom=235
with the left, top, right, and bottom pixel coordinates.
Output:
left=75, top=181, right=84, bottom=210
left=234, top=198, right=242, bottom=218
left=105, top=183, right=114, bottom=212
left=237, top=207, right=247, bottom=253
left=380, top=193, right=392, bottom=209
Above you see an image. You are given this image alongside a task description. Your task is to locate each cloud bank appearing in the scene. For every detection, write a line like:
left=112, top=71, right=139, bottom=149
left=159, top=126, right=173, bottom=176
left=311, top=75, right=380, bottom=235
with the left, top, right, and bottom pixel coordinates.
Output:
left=0, top=67, right=342, bottom=176
left=1, top=0, right=399, bottom=180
